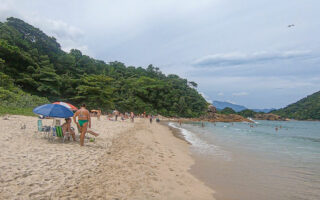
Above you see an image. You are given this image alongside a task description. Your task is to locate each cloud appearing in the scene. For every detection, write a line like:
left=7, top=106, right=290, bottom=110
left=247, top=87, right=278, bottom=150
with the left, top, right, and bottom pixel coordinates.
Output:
left=226, top=100, right=236, bottom=104
left=0, top=1, right=88, bottom=54
left=232, top=92, right=248, bottom=96
left=193, top=51, right=312, bottom=67
left=218, top=92, right=224, bottom=96
left=1, top=0, right=319, bottom=109
left=199, top=92, right=212, bottom=103
left=24, top=17, right=88, bottom=53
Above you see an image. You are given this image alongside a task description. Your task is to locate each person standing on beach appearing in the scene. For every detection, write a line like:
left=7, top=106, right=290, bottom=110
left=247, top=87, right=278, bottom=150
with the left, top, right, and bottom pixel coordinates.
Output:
left=97, top=110, right=101, bottom=121
left=114, top=110, right=119, bottom=121
left=73, top=104, right=91, bottom=146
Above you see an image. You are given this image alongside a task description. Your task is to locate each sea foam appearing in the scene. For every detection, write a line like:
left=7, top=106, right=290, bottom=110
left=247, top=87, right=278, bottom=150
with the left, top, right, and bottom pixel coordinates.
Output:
left=168, top=122, right=231, bottom=160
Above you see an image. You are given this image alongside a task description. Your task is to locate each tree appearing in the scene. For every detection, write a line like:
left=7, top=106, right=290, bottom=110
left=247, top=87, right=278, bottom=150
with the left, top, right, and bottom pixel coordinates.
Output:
left=32, top=55, right=61, bottom=97
left=221, top=107, right=236, bottom=114
left=0, top=17, right=208, bottom=117
left=238, top=109, right=256, bottom=117
left=73, top=75, right=114, bottom=110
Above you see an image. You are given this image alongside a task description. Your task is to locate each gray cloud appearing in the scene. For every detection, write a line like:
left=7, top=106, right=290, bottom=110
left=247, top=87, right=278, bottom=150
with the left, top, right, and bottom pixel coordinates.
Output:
left=193, top=51, right=313, bottom=67
left=29, top=17, right=87, bottom=53
left=1, top=0, right=320, bottom=109
left=232, top=92, right=248, bottom=96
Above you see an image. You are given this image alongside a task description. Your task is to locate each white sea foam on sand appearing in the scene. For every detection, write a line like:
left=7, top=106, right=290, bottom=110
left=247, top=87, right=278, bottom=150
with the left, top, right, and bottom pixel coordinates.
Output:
left=168, top=122, right=231, bottom=160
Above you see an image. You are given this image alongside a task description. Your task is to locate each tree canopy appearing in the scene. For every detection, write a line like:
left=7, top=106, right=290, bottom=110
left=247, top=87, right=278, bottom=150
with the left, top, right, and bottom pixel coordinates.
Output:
left=272, top=91, right=320, bottom=120
left=220, top=107, right=236, bottom=115
left=0, top=17, right=208, bottom=117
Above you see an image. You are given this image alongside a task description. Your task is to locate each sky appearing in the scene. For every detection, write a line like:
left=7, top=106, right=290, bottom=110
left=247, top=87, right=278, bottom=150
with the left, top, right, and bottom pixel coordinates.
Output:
left=1, top=0, right=320, bottom=109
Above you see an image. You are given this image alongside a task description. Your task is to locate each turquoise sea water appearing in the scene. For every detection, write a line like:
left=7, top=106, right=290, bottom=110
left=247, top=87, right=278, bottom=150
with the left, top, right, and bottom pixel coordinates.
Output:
left=169, top=120, right=320, bottom=200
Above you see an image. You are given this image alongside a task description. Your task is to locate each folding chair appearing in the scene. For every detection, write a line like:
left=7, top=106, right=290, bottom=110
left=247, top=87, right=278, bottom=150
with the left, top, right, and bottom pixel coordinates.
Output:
left=37, top=119, right=51, bottom=138
left=54, top=126, right=70, bottom=143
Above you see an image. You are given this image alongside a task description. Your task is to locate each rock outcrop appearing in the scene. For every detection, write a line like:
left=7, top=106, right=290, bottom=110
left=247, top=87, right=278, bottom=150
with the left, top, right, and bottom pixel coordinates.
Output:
left=254, top=113, right=285, bottom=121
left=207, top=105, right=217, bottom=113
left=199, top=105, right=252, bottom=122
left=203, top=113, right=252, bottom=123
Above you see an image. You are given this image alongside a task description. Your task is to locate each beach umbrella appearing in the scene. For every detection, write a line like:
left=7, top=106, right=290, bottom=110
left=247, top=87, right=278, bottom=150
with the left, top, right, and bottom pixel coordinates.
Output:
left=33, top=104, right=74, bottom=118
left=52, top=102, right=78, bottom=111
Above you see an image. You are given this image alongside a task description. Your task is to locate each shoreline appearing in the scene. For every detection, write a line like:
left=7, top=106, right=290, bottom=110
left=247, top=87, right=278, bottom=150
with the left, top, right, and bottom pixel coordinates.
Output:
left=161, top=121, right=191, bottom=145
left=163, top=121, right=220, bottom=198
left=165, top=119, right=320, bottom=200
left=0, top=115, right=214, bottom=199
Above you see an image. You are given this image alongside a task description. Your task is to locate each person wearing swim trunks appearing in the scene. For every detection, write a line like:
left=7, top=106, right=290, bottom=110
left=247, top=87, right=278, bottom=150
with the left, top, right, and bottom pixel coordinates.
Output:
left=73, top=104, right=92, bottom=146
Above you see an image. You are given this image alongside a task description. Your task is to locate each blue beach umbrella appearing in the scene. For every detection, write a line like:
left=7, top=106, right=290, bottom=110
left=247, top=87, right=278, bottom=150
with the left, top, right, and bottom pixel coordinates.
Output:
left=33, top=104, right=74, bottom=118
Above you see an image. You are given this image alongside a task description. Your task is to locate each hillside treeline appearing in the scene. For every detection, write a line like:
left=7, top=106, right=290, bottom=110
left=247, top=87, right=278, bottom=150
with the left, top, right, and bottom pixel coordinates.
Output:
left=0, top=17, right=207, bottom=117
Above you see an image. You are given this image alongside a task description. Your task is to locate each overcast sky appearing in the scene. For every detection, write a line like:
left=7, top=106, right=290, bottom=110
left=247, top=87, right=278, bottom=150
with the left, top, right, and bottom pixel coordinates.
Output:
left=1, top=0, right=319, bottom=109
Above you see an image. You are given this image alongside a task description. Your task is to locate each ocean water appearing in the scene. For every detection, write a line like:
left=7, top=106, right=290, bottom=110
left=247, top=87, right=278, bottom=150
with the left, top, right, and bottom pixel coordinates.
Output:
left=168, top=120, right=320, bottom=200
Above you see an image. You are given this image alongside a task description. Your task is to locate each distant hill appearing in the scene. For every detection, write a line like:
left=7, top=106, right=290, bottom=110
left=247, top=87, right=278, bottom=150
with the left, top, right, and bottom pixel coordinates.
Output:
left=212, top=101, right=247, bottom=112
left=212, top=101, right=275, bottom=113
left=272, top=91, right=320, bottom=120
left=252, top=108, right=276, bottom=113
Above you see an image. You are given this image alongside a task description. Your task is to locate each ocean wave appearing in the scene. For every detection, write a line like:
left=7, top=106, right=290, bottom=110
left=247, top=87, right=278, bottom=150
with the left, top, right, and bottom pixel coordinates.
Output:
left=168, top=122, right=231, bottom=160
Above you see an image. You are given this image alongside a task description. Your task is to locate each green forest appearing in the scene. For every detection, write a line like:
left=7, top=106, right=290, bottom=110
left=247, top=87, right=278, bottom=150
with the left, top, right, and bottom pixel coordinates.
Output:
left=0, top=17, right=208, bottom=117
left=273, top=91, right=320, bottom=120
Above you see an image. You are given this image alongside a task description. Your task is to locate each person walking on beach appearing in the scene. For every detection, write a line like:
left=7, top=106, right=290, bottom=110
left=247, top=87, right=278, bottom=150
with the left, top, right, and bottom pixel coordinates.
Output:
left=149, top=115, right=153, bottom=123
left=130, top=112, right=134, bottom=122
left=73, top=104, right=91, bottom=146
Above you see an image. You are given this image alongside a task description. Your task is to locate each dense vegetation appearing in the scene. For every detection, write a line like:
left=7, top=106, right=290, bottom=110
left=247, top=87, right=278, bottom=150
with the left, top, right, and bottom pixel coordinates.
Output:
left=273, top=91, right=320, bottom=120
left=219, top=107, right=236, bottom=115
left=0, top=71, right=48, bottom=116
left=0, top=17, right=208, bottom=117
left=237, top=109, right=256, bottom=118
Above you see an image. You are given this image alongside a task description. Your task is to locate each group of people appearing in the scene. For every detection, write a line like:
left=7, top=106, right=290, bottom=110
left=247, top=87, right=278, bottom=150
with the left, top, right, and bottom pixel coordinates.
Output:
left=111, top=110, right=135, bottom=122
left=67, top=104, right=161, bottom=146
left=61, top=104, right=99, bottom=146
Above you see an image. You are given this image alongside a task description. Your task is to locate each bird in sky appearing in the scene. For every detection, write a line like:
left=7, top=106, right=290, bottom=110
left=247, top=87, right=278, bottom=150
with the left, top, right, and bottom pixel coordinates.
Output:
left=288, top=24, right=295, bottom=28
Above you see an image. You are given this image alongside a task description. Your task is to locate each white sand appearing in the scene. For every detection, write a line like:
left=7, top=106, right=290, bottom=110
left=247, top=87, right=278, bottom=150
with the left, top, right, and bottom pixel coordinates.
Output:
left=0, top=115, right=214, bottom=199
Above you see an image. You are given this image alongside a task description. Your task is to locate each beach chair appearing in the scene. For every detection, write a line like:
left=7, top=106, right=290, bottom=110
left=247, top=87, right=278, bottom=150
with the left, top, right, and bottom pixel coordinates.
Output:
left=37, top=120, right=43, bottom=132
left=54, top=126, right=70, bottom=143
left=37, top=120, right=51, bottom=137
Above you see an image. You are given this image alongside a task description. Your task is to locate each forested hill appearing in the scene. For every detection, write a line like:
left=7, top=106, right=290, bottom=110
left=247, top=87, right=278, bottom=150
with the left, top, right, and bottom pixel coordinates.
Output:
left=0, top=17, right=207, bottom=117
left=273, top=91, right=320, bottom=120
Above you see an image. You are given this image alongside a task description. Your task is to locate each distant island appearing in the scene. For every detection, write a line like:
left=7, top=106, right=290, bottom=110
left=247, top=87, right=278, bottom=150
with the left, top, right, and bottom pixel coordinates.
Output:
left=212, top=90, right=320, bottom=121
left=212, top=100, right=275, bottom=113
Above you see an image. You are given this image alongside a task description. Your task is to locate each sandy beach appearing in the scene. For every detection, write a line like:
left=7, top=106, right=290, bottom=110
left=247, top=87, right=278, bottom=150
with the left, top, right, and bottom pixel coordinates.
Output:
left=0, top=115, right=214, bottom=199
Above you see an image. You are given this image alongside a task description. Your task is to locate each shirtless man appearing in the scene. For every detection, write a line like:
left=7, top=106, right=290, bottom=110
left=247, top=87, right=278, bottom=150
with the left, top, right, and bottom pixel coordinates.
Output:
left=73, top=104, right=99, bottom=146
